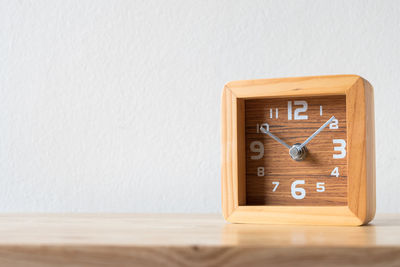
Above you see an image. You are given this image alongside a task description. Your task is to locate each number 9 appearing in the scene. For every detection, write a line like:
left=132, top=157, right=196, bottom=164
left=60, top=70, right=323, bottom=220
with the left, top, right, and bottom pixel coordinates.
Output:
left=250, top=141, right=264, bottom=160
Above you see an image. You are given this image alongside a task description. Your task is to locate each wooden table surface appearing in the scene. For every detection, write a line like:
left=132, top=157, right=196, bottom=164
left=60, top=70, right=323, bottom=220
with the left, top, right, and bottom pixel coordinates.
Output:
left=0, top=214, right=399, bottom=267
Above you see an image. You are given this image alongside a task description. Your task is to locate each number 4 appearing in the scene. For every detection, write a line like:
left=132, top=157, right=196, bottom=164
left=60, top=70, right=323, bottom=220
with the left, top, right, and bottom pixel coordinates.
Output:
left=331, top=167, right=339, bottom=177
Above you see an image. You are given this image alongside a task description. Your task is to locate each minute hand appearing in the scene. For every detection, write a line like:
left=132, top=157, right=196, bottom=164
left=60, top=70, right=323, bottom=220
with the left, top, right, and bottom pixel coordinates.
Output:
left=298, top=116, right=335, bottom=149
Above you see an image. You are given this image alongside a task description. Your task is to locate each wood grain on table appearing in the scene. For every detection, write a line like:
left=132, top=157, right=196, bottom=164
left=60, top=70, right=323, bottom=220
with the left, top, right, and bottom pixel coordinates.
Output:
left=0, top=214, right=398, bottom=267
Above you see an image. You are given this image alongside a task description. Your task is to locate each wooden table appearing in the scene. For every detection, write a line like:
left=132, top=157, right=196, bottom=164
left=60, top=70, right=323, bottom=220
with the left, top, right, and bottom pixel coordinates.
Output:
left=0, top=214, right=399, bottom=266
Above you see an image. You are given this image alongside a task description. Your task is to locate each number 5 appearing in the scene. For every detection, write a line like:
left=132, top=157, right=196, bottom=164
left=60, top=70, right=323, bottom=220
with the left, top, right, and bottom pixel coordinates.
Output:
left=316, top=182, right=325, bottom=192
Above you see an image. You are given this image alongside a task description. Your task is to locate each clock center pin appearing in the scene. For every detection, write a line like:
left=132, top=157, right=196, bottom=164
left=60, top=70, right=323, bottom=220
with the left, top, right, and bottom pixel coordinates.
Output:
left=289, top=143, right=307, bottom=161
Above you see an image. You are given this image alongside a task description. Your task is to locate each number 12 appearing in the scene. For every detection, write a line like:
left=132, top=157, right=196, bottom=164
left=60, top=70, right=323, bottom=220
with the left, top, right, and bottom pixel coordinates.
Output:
left=288, top=101, right=308, bottom=120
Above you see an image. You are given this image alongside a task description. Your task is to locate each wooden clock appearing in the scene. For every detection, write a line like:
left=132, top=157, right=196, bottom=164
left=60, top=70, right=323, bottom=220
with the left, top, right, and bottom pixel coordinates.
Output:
left=221, top=75, right=375, bottom=225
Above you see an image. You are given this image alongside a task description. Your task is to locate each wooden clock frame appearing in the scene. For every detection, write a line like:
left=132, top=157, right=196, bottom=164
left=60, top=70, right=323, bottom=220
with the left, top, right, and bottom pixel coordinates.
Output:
left=221, top=75, right=375, bottom=225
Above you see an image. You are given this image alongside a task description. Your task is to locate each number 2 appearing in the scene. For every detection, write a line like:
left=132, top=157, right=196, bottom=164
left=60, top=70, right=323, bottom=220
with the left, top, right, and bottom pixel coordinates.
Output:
left=329, top=119, right=339, bottom=129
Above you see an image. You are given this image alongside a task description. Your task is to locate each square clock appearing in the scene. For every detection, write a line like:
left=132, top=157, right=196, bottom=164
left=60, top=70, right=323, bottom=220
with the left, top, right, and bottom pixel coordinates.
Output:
left=221, top=75, right=375, bottom=225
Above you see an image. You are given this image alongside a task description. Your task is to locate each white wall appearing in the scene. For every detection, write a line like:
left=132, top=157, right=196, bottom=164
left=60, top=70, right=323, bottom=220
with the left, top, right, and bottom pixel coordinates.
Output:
left=0, top=0, right=399, bottom=213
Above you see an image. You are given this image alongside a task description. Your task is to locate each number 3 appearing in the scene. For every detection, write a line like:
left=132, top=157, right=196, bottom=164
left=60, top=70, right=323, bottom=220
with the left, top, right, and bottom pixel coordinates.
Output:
left=333, top=139, right=346, bottom=159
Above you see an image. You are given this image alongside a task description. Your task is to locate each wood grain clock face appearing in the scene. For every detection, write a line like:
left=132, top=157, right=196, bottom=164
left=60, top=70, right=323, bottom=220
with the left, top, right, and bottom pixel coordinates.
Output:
left=245, top=95, right=347, bottom=206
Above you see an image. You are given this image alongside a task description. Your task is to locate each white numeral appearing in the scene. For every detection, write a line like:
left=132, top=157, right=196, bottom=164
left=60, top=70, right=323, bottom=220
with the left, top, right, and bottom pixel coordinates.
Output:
left=333, top=139, right=346, bottom=159
left=257, top=167, right=264, bottom=177
left=329, top=119, right=339, bottom=129
left=331, top=167, right=339, bottom=177
left=272, top=181, right=279, bottom=192
left=288, top=101, right=308, bottom=120
left=294, top=101, right=308, bottom=120
left=291, top=180, right=306, bottom=199
left=269, top=108, right=279, bottom=119
left=316, top=182, right=325, bottom=192
left=250, top=141, right=264, bottom=160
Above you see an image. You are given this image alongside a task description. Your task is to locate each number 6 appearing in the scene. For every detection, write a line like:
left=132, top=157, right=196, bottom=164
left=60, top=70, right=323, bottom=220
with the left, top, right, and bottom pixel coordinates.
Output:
left=291, top=180, right=306, bottom=200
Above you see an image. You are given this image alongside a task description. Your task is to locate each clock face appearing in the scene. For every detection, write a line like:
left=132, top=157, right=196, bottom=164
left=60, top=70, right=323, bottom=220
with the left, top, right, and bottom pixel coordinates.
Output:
left=245, top=95, right=347, bottom=206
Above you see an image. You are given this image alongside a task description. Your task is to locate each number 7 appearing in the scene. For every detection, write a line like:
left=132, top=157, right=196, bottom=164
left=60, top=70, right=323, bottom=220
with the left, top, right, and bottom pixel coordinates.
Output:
left=272, top=181, right=280, bottom=192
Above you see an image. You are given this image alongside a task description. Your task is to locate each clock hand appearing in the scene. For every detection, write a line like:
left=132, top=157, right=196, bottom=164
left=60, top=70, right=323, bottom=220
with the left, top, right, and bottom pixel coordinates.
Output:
left=260, top=123, right=291, bottom=149
left=298, top=116, right=335, bottom=149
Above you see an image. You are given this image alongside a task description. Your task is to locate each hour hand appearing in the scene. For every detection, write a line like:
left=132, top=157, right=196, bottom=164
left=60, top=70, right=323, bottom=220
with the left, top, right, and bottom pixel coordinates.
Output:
left=260, top=123, right=291, bottom=149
